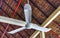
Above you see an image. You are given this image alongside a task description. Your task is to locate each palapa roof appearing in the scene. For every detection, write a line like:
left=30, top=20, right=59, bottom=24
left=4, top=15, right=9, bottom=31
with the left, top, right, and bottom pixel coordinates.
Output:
left=0, top=0, right=60, bottom=38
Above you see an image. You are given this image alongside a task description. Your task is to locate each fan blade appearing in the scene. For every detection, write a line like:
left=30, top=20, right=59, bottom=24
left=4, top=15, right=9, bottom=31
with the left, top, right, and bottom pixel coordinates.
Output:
left=30, top=23, right=51, bottom=32
left=8, top=27, right=26, bottom=34
left=0, top=16, right=27, bottom=26
left=24, top=3, right=32, bottom=23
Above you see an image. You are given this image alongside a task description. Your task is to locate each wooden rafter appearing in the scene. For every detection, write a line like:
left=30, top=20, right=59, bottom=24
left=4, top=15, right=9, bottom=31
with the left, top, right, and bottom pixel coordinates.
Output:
left=30, top=6, right=60, bottom=38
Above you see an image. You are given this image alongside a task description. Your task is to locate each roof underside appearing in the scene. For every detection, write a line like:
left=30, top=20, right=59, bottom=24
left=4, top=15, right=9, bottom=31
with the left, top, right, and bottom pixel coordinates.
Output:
left=0, top=0, right=60, bottom=38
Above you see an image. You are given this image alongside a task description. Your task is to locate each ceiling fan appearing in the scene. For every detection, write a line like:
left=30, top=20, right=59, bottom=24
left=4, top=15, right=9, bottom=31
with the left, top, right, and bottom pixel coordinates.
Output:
left=0, top=1, right=51, bottom=34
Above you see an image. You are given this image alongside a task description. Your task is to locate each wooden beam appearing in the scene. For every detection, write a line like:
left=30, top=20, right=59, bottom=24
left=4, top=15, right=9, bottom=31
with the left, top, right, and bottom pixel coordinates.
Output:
left=30, top=31, right=40, bottom=38
left=30, top=6, right=60, bottom=38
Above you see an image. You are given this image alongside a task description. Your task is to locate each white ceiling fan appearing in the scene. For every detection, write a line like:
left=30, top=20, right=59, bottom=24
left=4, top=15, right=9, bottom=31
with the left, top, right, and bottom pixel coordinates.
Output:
left=0, top=1, right=51, bottom=34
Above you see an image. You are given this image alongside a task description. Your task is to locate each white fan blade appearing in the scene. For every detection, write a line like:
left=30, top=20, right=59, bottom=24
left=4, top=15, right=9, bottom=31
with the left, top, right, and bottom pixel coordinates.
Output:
left=8, top=27, right=26, bottom=34
left=0, top=16, right=27, bottom=26
left=24, top=3, right=32, bottom=23
left=30, top=23, right=51, bottom=32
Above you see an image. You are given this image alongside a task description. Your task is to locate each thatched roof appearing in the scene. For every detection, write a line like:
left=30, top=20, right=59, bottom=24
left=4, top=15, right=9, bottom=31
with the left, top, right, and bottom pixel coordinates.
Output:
left=0, top=0, right=60, bottom=38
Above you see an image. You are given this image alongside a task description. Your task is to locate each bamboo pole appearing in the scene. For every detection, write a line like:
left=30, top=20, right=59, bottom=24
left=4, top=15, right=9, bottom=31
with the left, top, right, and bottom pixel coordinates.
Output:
left=30, top=6, right=60, bottom=38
